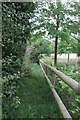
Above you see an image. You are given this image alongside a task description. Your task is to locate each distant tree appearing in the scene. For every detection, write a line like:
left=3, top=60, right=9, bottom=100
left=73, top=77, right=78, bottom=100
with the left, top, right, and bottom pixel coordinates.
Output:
left=30, top=1, right=79, bottom=65
left=30, top=39, right=53, bottom=63
left=45, top=1, right=79, bottom=65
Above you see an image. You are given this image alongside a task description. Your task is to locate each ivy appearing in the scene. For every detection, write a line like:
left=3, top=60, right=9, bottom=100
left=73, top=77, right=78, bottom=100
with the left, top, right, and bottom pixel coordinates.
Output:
left=2, top=2, right=35, bottom=118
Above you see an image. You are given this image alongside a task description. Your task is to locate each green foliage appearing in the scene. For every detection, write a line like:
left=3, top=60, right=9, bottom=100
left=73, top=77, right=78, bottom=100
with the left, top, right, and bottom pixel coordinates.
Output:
left=55, top=63, right=80, bottom=118
left=49, top=2, right=79, bottom=55
left=42, top=55, right=80, bottom=118
left=2, top=2, right=35, bottom=118
left=41, top=55, right=54, bottom=66
left=2, top=1, right=80, bottom=119
left=30, top=2, right=79, bottom=67
left=30, top=40, right=53, bottom=63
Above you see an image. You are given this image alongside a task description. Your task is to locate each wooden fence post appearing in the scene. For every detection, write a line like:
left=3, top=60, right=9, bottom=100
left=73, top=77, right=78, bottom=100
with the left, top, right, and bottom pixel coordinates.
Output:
left=46, top=66, right=47, bottom=76
left=52, top=72, right=56, bottom=84
left=42, top=63, right=44, bottom=76
left=52, top=66, right=56, bottom=84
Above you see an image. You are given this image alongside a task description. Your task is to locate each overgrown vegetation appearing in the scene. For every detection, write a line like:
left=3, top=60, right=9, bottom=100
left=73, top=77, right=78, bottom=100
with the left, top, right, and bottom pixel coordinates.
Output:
left=30, top=40, right=53, bottom=63
left=30, top=1, right=79, bottom=65
left=56, top=63, right=80, bottom=118
left=13, top=63, right=63, bottom=119
left=42, top=56, right=80, bottom=119
left=2, top=1, right=80, bottom=119
left=2, top=2, right=34, bottom=118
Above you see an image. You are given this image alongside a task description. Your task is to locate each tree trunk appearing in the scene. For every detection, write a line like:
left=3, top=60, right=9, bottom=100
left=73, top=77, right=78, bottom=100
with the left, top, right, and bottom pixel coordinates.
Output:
left=54, top=16, right=59, bottom=66
left=68, top=53, right=69, bottom=64
left=54, top=36, right=58, bottom=65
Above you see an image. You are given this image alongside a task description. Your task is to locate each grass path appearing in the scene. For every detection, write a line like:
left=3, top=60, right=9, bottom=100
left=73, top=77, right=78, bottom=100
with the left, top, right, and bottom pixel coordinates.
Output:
left=15, top=63, right=63, bottom=119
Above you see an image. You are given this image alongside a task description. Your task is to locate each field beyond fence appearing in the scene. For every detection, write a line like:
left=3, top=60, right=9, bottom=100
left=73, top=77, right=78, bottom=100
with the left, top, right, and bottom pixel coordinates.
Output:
left=51, top=53, right=79, bottom=64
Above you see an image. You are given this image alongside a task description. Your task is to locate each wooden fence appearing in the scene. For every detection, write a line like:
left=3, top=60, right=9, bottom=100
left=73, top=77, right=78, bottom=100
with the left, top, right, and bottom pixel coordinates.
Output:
left=39, top=59, right=80, bottom=120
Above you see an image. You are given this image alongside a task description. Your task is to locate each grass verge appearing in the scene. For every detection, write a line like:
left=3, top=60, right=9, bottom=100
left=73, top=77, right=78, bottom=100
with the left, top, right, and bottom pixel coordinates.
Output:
left=15, top=63, right=63, bottom=119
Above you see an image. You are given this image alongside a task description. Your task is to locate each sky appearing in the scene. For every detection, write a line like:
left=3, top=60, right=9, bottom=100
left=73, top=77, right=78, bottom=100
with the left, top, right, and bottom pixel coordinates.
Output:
left=61, top=0, right=79, bottom=3
left=51, top=0, right=79, bottom=3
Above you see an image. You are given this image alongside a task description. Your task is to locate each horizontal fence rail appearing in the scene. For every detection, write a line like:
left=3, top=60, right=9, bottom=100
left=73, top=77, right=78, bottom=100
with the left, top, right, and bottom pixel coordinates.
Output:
left=40, top=61, right=72, bottom=119
left=40, top=60, right=80, bottom=95
left=39, top=60, right=80, bottom=120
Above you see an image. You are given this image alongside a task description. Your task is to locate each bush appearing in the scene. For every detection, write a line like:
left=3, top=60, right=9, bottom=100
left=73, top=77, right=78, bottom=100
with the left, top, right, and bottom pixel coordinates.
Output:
left=2, top=2, right=35, bottom=118
left=55, top=63, right=80, bottom=118
left=30, top=40, right=53, bottom=63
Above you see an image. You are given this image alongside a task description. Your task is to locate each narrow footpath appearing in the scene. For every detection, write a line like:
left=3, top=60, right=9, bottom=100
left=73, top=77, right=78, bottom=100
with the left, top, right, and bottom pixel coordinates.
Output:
left=15, top=63, right=63, bottom=119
